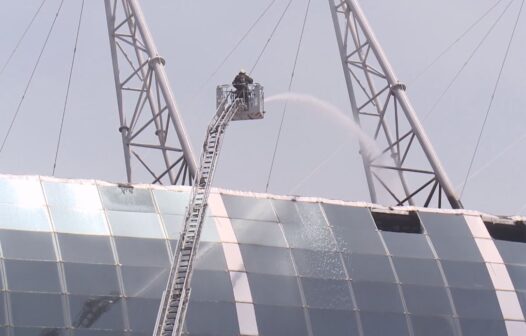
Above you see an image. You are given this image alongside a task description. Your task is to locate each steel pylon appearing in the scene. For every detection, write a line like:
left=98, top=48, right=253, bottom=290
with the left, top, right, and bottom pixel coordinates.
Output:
left=104, top=0, right=197, bottom=185
left=328, top=0, right=463, bottom=209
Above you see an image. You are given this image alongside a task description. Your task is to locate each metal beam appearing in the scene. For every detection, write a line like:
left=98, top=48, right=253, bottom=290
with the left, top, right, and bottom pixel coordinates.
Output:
left=328, top=0, right=463, bottom=209
left=104, top=0, right=196, bottom=185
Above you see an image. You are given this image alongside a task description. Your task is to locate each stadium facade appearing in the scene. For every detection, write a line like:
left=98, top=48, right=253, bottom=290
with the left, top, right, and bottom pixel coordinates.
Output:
left=0, top=174, right=525, bottom=335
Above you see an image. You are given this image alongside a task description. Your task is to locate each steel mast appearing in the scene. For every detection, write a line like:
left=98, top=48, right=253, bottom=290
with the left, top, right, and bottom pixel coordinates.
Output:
left=104, top=0, right=196, bottom=185
left=328, top=0, right=463, bottom=209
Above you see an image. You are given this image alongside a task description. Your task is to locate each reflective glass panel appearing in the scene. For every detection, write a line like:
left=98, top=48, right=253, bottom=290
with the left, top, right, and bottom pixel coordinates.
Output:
left=194, top=242, right=227, bottom=271
left=411, top=316, right=457, bottom=336
left=185, top=301, right=239, bottom=335
left=221, top=194, right=276, bottom=221
left=271, top=199, right=302, bottom=224
left=0, top=177, right=44, bottom=206
left=248, top=273, right=302, bottom=306
left=69, top=295, right=123, bottom=330
left=0, top=205, right=50, bottom=232
left=152, top=189, right=189, bottom=215
left=353, top=281, right=404, bottom=313
left=125, top=297, right=160, bottom=333
left=114, top=237, right=169, bottom=267
left=190, top=270, right=234, bottom=303
left=58, top=234, right=115, bottom=264
left=301, top=277, right=353, bottom=310
left=73, top=330, right=124, bottom=336
left=431, top=235, right=483, bottom=262
left=292, top=249, right=346, bottom=279
left=360, top=312, right=409, bottom=336
left=231, top=219, right=287, bottom=247
left=99, top=186, right=155, bottom=212
left=10, top=292, right=65, bottom=327
left=12, top=328, right=66, bottom=336
left=382, top=231, right=434, bottom=259
left=5, top=260, right=61, bottom=293
left=64, top=263, right=120, bottom=296
left=496, top=240, right=526, bottom=265
left=344, top=253, right=395, bottom=283
left=0, top=294, right=5, bottom=325
left=107, top=211, right=164, bottom=239
left=239, top=244, right=294, bottom=276
left=506, top=265, right=526, bottom=290
left=49, top=208, right=108, bottom=235
left=309, top=309, right=359, bottom=336
left=332, top=226, right=385, bottom=255
left=161, top=214, right=184, bottom=240
left=254, top=304, right=308, bottom=336
left=516, top=291, right=526, bottom=316
left=200, top=217, right=220, bottom=242
left=451, top=288, right=502, bottom=318
left=441, top=260, right=493, bottom=289
left=43, top=181, right=101, bottom=209
left=393, top=257, right=444, bottom=286
left=459, top=318, right=506, bottom=336
left=402, top=284, right=452, bottom=315
left=0, top=230, right=56, bottom=261
left=323, top=204, right=376, bottom=230
left=121, top=265, right=168, bottom=299
left=419, top=212, right=472, bottom=237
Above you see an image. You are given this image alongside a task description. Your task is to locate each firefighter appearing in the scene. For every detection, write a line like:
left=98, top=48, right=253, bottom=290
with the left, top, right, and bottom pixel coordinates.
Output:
left=232, top=69, right=253, bottom=104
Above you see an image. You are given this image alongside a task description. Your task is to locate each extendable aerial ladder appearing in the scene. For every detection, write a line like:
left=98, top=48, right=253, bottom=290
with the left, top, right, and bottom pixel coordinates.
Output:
left=153, top=84, right=265, bottom=336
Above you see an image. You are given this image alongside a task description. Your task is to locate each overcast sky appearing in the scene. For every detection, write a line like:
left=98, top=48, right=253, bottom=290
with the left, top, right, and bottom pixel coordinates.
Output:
left=0, top=0, right=525, bottom=216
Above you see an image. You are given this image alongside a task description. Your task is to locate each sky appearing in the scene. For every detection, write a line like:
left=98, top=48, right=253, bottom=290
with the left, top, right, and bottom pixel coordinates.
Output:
left=0, top=0, right=525, bottom=216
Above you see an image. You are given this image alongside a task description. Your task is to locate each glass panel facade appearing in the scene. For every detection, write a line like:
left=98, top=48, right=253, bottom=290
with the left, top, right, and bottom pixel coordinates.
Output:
left=49, top=208, right=108, bottom=235
left=5, top=260, right=61, bottom=293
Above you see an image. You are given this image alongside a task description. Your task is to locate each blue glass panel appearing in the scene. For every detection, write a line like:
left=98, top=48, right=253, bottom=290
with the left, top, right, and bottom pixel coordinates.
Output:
left=185, top=301, right=239, bottom=335
left=50, top=208, right=109, bottom=235
left=64, top=263, right=121, bottom=296
left=309, top=309, right=359, bottom=336
left=419, top=212, right=472, bottom=237
left=114, top=237, right=170, bottom=267
left=411, top=316, right=457, bottom=336
left=231, top=219, right=287, bottom=247
left=292, top=249, right=346, bottom=279
left=0, top=205, right=50, bottom=232
left=11, top=293, right=65, bottom=328
left=393, top=257, right=444, bottom=286
left=0, top=230, right=56, bottom=261
left=332, top=226, right=385, bottom=255
left=221, top=194, right=276, bottom=221
left=43, top=181, right=101, bottom=209
left=353, top=281, right=404, bottom=313
left=190, top=270, right=234, bottom=303
left=301, top=278, right=353, bottom=310
left=249, top=273, right=302, bottom=306
left=239, top=244, right=295, bottom=275
left=254, top=304, right=308, bottom=336
left=99, top=186, right=155, bottom=212
left=5, top=260, right=61, bottom=293
left=122, top=265, right=168, bottom=299
left=507, top=264, right=526, bottom=290
left=0, top=294, right=5, bottom=325
left=344, top=253, right=395, bottom=283
left=58, top=234, right=115, bottom=264
left=69, top=295, right=123, bottom=330
left=459, top=318, right=506, bottom=336
left=451, top=288, right=501, bottom=319
left=496, top=240, right=526, bottom=265
left=361, top=312, right=409, bottom=336
left=126, top=297, right=160, bottom=332
left=322, top=204, right=376, bottom=230
left=382, top=231, right=434, bottom=259
left=431, top=235, right=483, bottom=262
left=152, top=189, right=189, bottom=215
left=402, top=284, right=452, bottom=315
left=12, top=328, right=66, bottom=336
left=441, top=260, right=493, bottom=289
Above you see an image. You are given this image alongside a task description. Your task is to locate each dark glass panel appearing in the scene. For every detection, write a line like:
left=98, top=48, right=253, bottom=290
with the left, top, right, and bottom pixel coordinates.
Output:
left=353, top=281, right=404, bottom=313
left=331, top=226, right=385, bottom=254
left=451, top=288, right=502, bottom=319
left=393, top=257, right=444, bottom=286
left=459, top=318, right=506, bottom=336
left=194, top=242, right=227, bottom=271
left=73, top=330, right=124, bottom=336
left=254, top=304, right=308, bottom=336
left=12, top=328, right=66, bottom=336
left=382, top=231, right=434, bottom=259
left=239, top=244, right=294, bottom=276
left=372, top=211, right=422, bottom=233
left=125, top=297, right=160, bottom=333
left=309, top=309, right=359, bottom=336
left=221, top=194, right=276, bottom=221
left=402, top=284, right=452, bottom=315
left=69, top=295, right=123, bottom=330
left=360, top=312, right=409, bottom=336
left=431, top=235, right=483, bottom=262
left=10, top=292, right=65, bottom=327
left=5, top=260, right=61, bottom=293
left=231, top=219, right=287, bottom=247
left=0, top=230, right=56, bottom=261
left=58, top=234, right=115, bottom=264
left=441, top=260, right=492, bottom=289
left=411, top=316, right=458, bottom=336
left=507, top=264, right=526, bottom=290
left=517, top=291, right=526, bottom=317
left=301, top=278, right=353, bottom=310
left=121, top=265, right=168, bottom=299
left=322, top=204, right=375, bottom=230
left=189, top=270, right=234, bottom=303
left=344, top=253, right=395, bottom=283
left=419, top=212, right=472, bottom=237
left=114, top=237, right=169, bottom=267
left=292, top=249, right=346, bottom=279
left=271, top=199, right=302, bottom=224
left=0, top=293, right=5, bottom=325
left=185, top=301, right=239, bottom=335
left=248, top=273, right=302, bottom=307
left=64, top=263, right=120, bottom=296
left=98, top=186, right=155, bottom=212
left=152, top=190, right=189, bottom=215
left=495, top=240, right=526, bottom=265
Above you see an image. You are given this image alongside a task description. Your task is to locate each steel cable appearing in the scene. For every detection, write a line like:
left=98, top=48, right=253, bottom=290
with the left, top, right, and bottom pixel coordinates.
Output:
left=53, top=0, right=85, bottom=176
